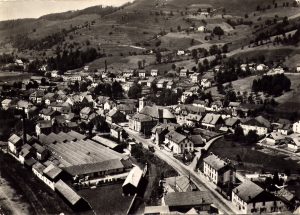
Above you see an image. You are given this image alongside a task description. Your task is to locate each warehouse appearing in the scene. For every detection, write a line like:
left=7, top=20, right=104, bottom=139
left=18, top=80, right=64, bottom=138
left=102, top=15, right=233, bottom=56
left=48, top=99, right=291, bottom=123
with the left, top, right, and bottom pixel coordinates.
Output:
left=38, top=131, right=132, bottom=180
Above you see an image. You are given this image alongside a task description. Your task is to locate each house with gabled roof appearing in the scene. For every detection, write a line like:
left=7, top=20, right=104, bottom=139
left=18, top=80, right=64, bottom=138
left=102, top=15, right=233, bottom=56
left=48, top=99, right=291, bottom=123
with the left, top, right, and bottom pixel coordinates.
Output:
left=139, top=106, right=176, bottom=124
left=29, top=90, right=44, bottom=104
left=2, top=99, right=12, bottom=110
left=80, top=107, right=92, bottom=121
left=164, top=130, right=194, bottom=154
left=36, top=120, right=52, bottom=136
left=286, top=133, right=300, bottom=152
left=164, top=175, right=197, bottom=193
left=106, top=108, right=127, bottom=124
left=201, top=113, right=223, bottom=129
left=185, top=113, right=203, bottom=127
left=150, top=69, right=159, bottom=77
left=151, top=123, right=180, bottom=145
left=232, top=180, right=287, bottom=214
left=39, top=108, right=60, bottom=121
left=129, top=113, right=157, bottom=136
left=8, top=134, right=23, bottom=155
left=240, top=116, right=270, bottom=136
left=203, top=153, right=235, bottom=185
left=162, top=191, right=213, bottom=213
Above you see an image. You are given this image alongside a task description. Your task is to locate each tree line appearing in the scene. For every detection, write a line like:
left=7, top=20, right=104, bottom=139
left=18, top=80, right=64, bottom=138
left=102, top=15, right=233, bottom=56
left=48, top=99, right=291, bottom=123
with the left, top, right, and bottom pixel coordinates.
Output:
left=252, top=74, right=291, bottom=96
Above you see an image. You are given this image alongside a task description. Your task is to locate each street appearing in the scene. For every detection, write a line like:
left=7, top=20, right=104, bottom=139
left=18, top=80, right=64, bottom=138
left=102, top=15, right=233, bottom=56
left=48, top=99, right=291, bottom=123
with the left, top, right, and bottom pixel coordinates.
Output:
left=124, top=128, right=240, bottom=214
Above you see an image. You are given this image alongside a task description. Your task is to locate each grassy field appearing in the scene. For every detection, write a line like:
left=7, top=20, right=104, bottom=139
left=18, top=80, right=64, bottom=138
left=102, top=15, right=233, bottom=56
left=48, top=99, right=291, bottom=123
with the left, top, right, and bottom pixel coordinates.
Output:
left=88, top=54, right=155, bottom=71
left=79, top=183, right=134, bottom=215
left=0, top=72, right=32, bottom=83
left=206, top=138, right=300, bottom=174
left=274, top=73, right=300, bottom=113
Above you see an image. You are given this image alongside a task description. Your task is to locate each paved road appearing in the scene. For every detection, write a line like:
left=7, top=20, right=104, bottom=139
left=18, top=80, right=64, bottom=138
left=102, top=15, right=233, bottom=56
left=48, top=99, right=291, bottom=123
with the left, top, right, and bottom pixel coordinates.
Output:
left=124, top=128, right=239, bottom=214
left=189, top=134, right=224, bottom=170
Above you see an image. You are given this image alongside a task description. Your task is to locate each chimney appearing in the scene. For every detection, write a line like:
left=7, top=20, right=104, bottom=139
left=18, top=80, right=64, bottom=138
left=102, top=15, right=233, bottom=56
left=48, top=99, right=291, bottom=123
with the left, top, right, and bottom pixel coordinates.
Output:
left=22, top=107, right=26, bottom=145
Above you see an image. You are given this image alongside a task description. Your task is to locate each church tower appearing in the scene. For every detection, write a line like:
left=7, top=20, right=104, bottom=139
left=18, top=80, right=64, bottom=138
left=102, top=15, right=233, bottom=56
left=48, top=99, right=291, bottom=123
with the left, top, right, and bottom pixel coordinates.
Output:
left=139, top=97, right=146, bottom=112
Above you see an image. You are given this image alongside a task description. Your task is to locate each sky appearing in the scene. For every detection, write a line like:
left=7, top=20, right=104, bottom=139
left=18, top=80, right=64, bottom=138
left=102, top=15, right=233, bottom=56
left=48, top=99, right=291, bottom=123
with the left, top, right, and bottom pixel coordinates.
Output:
left=0, top=0, right=133, bottom=21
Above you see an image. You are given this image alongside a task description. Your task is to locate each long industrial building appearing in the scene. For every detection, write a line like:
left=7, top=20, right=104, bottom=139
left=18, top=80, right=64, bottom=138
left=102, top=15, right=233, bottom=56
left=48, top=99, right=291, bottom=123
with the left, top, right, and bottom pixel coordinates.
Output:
left=38, top=131, right=132, bottom=179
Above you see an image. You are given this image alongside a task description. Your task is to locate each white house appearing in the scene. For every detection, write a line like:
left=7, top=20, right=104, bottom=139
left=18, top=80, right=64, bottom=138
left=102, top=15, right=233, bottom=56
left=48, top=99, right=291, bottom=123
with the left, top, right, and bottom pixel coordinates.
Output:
left=232, top=180, right=287, bottom=214
left=190, top=73, right=201, bottom=83
left=181, top=91, right=194, bottom=103
left=151, top=69, right=158, bottom=77
left=256, top=64, right=268, bottom=71
left=287, top=133, right=300, bottom=152
left=200, top=79, right=212, bottom=88
left=164, top=130, right=194, bottom=154
left=197, top=26, right=207, bottom=32
left=240, top=117, right=269, bottom=136
left=180, top=69, right=188, bottom=77
left=138, top=70, right=147, bottom=78
left=293, top=120, right=300, bottom=134
left=156, top=79, right=167, bottom=89
left=1, top=99, right=12, bottom=110
left=8, top=134, right=22, bottom=155
left=203, top=153, right=235, bottom=185
left=62, top=75, right=82, bottom=82
left=177, top=50, right=185, bottom=56
left=51, top=70, right=59, bottom=78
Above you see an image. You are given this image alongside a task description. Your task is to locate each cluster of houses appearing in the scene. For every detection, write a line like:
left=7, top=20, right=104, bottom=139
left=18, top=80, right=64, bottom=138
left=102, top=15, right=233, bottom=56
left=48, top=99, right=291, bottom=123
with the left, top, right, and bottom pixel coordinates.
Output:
left=2, top=59, right=300, bottom=214
left=202, top=153, right=294, bottom=214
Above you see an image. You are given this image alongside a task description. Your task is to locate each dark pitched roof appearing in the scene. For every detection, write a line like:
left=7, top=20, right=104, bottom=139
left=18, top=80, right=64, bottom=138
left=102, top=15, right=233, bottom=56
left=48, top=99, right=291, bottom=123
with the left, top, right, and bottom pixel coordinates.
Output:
left=203, top=154, right=228, bottom=171
left=132, top=113, right=153, bottom=122
left=233, top=180, right=277, bottom=203
left=140, top=106, right=175, bottom=119
left=166, top=130, right=187, bottom=144
left=63, top=159, right=124, bottom=176
left=164, top=191, right=212, bottom=207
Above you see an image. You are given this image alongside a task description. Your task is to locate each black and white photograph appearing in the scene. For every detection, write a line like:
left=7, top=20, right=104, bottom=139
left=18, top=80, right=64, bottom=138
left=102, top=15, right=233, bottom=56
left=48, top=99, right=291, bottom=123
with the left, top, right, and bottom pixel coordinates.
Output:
left=0, top=0, right=300, bottom=214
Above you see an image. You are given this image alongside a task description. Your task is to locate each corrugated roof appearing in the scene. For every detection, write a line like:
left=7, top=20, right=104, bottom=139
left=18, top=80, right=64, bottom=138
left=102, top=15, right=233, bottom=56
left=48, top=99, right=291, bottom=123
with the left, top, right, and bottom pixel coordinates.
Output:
left=92, top=136, right=118, bottom=149
left=64, top=159, right=124, bottom=176
left=67, top=130, right=85, bottom=140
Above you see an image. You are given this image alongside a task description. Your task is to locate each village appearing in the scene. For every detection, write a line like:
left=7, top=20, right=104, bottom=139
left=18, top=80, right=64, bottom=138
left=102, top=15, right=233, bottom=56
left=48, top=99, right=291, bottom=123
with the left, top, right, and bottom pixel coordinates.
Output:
left=2, top=0, right=300, bottom=214
left=0, top=51, right=300, bottom=215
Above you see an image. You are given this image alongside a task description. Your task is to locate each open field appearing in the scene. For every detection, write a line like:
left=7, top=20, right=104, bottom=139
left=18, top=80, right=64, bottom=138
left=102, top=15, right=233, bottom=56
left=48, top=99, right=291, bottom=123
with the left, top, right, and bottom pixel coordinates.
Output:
left=206, top=138, right=300, bottom=174
left=0, top=72, right=32, bottom=83
left=88, top=54, right=156, bottom=71
left=79, top=183, right=134, bottom=215
left=274, top=73, right=300, bottom=113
